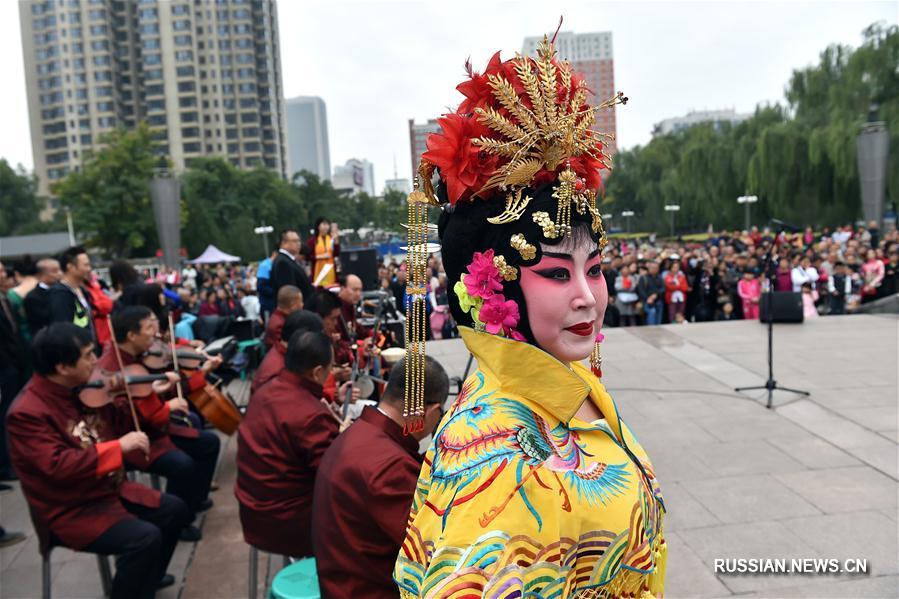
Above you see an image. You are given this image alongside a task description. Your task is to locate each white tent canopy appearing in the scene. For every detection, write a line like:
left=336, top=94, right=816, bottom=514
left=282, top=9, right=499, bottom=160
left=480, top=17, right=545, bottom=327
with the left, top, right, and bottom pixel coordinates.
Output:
left=188, top=244, right=240, bottom=264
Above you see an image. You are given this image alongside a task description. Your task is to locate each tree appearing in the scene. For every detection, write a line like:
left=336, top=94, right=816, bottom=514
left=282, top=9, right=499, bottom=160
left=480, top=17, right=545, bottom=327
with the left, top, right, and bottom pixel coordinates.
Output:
left=605, top=22, right=898, bottom=234
left=53, top=124, right=159, bottom=257
left=0, top=160, right=42, bottom=236
left=181, top=158, right=303, bottom=260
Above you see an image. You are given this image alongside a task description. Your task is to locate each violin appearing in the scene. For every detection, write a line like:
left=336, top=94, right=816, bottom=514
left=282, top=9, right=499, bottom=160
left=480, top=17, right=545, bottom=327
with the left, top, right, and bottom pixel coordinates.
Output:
left=143, top=337, right=207, bottom=372
left=164, top=314, right=241, bottom=436
left=78, top=365, right=170, bottom=408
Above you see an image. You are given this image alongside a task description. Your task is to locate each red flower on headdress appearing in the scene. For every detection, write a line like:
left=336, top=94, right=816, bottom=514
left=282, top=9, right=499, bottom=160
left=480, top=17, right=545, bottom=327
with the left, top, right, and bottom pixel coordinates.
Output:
left=424, top=43, right=616, bottom=203
left=422, top=113, right=499, bottom=204
left=530, top=145, right=608, bottom=193
left=457, top=51, right=502, bottom=115
left=479, top=294, right=521, bottom=336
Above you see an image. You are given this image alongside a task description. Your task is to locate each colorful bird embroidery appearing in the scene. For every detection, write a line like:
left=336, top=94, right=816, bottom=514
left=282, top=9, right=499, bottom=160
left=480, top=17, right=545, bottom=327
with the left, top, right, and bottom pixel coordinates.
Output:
left=429, top=372, right=630, bottom=530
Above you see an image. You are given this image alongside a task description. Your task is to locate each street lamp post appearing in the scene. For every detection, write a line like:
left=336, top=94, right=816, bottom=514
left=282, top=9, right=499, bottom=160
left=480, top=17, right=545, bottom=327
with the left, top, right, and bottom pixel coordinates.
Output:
left=254, top=225, right=273, bottom=257
left=664, top=204, right=680, bottom=237
left=621, top=210, right=635, bottom=234
left=737, top=195, right=758, bottom=231
left=64, top=206, right=76, bottom=246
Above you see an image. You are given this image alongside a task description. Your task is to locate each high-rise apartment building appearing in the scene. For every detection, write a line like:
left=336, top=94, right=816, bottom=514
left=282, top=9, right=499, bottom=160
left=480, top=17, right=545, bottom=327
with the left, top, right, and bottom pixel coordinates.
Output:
left=332, top=158, right=374, bottom=197
left=407, top=118, right=440, bottom=180
left=654, top=109, right=751, bottom=136
left=20, top=0, right=287, bottom=196
left=285, top=96, right=330, bottom=181
left=523, top=31, right=618, bottom=159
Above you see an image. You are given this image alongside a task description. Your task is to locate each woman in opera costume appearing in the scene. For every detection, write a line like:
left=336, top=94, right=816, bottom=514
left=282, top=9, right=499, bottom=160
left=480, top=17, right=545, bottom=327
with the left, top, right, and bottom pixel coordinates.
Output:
left=394, top=32, right=667, bottom=598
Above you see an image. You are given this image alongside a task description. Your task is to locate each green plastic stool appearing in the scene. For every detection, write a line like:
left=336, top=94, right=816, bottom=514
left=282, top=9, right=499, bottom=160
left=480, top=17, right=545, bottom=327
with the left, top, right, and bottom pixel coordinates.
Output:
left=268, top=557, right=320, bottom=599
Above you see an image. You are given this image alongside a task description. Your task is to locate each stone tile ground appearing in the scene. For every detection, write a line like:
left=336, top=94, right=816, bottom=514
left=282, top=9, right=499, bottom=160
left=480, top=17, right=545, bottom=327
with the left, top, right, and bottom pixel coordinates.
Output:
left=1, top=315, right=896, bottom=598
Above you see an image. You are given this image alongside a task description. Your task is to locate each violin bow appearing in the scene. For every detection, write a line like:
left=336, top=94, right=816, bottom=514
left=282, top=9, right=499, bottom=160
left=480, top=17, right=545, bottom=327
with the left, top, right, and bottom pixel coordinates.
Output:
left=166, top=313, right=192, bottom=427
left=106, top=317, right=147, bottom=458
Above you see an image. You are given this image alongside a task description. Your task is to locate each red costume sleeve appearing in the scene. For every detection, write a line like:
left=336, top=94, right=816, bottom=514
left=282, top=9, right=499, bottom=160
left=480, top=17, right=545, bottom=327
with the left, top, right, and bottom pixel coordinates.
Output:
left=133, top=393, right=170, bottom=428
left=322, top=373, right=337, bottom=402
left=7, top=411, right=106, bottom=484
left=185, top=370, right=206, bottom=393
left=95, top=440, right=123, bottom=477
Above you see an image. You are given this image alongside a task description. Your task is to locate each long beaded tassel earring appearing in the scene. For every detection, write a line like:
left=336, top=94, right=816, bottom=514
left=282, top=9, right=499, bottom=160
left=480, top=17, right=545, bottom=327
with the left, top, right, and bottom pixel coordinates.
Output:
left=590, top=333, right=605, bottom=378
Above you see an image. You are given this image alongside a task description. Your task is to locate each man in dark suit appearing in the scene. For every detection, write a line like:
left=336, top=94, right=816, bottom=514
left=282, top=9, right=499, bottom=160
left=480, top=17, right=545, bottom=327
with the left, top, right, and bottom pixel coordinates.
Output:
left=24, top=257, right=63, bottom=337
left=270, top=229, right=313, bottom=303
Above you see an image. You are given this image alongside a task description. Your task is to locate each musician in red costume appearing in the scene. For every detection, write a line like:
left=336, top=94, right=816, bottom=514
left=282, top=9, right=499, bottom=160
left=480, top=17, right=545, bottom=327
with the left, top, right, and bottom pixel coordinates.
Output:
left=235, top=330, right=339, bottom=557
left=263, top=285, right=303, bottom=350
left=98, top=306, right=220, bottom=542
left=312, top=355, right=448, bottom=598
left=251, top=310, right=323, bottom=395
left=7, top=323, right=190, bottom=598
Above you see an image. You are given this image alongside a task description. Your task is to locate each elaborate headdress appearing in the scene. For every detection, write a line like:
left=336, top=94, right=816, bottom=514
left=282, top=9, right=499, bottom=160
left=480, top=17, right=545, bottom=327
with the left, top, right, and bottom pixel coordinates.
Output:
left=403, top=31, right=626, bottom=431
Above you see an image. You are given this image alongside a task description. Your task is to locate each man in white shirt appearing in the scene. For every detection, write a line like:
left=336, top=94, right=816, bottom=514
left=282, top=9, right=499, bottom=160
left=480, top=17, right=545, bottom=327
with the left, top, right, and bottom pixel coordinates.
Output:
left=239, top=288, right=261, bottom=322
left=791, top=256, right=819, bottom=292
left=182, top=265, right=198, bottom=290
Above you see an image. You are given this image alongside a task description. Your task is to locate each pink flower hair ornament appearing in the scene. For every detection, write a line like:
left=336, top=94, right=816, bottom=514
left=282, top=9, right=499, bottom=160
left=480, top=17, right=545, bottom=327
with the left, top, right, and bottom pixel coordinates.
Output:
left=463, top=249, right=503, bottom=299
left=453, top=251, right=527, bottom=342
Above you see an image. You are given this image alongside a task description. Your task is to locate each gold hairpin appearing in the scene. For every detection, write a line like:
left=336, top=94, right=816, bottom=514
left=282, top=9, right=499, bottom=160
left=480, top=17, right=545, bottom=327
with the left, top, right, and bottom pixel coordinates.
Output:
left=493, top=255, right=518, bottom=281
left=510, top=234, right=536, bottom=260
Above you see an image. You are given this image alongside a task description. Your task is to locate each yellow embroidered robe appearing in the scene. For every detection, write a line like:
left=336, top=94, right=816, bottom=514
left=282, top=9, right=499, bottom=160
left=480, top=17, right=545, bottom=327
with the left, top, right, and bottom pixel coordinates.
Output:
left=394, top=328, right=667, bottom=598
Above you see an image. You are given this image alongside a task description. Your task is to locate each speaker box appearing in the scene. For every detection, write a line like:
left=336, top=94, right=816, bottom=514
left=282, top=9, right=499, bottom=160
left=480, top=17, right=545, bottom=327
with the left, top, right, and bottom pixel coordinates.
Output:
left=341, top=247, right=380, bottom=290
left=759, top=292, right=804, bottom=323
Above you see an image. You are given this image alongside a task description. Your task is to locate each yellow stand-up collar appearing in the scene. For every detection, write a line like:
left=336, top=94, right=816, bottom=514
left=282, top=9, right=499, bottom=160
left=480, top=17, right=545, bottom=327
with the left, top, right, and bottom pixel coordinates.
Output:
left=458, top=327, right=625, bottom=444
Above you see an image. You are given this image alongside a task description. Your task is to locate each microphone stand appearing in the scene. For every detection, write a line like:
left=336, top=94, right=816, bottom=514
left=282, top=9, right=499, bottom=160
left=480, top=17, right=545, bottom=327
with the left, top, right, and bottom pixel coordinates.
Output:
left=734, top=240, right=810, bottom=408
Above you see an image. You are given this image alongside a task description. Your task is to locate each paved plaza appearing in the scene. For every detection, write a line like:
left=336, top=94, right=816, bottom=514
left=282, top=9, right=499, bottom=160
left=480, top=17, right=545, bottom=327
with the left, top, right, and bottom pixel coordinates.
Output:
left=1, top=315, right=896, bottom=598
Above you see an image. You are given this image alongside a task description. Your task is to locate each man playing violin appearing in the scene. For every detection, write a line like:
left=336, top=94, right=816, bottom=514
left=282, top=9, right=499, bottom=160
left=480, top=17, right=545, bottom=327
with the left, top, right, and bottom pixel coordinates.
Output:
left=99, top=306, right=221, bottom=542
left=6, top=323, right=190, bottom=598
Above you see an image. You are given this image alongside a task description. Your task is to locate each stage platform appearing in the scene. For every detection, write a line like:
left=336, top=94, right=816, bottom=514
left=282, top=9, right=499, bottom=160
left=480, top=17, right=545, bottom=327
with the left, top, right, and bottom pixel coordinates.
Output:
left=1, top=315, right=896, bottom=597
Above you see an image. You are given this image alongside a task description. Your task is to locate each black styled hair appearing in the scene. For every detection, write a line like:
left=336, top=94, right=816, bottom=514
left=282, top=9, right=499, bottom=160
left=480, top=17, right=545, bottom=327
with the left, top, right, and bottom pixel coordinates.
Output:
left=127, top=283, right=169, bottom=331
left=438, top=182, right=600, bottom=343
left=32, top=323, right=94, bottom=376
left=309, top=288, right=341, bottom=319
left=59, top=246, right=87, bottom=272
left=279, top=229, right=299, bottom=244
left=285, top=330, right=333, bottom=374
left=109, top=260, right=140, bottom=291
left=313, top=217, right=331, bottom=234
left=281, top=310, right=325, bottom=342
left=13, top=255, right=37, bottom=277
left=112, top=305, right=154, bottom=343
left=382, top=355, right=449, bottom=408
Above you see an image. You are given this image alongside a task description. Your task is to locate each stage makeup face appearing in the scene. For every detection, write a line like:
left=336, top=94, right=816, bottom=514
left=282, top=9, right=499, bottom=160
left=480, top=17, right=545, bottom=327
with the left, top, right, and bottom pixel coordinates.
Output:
left=519, top=235, right=607, bottom=364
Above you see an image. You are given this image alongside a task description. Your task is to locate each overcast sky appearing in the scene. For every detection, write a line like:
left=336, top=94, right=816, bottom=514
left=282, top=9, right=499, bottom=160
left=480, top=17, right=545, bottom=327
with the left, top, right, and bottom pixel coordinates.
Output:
left=1, top=0, right=896, bottom=193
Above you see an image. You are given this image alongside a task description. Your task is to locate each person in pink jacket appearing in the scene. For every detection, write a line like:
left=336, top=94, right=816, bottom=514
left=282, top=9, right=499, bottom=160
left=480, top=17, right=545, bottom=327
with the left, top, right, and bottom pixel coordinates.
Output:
left=737, top=270, right=762, bottom=320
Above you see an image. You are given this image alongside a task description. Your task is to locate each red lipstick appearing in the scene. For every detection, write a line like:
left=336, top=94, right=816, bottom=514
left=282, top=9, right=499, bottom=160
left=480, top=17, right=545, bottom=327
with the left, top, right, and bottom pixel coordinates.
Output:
left=565, top=321, right=595, bottom=337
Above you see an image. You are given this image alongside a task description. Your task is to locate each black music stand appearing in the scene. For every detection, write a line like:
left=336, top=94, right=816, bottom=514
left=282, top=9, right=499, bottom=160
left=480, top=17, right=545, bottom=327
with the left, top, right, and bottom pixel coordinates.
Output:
left=734, top=236, right=809, bottom=408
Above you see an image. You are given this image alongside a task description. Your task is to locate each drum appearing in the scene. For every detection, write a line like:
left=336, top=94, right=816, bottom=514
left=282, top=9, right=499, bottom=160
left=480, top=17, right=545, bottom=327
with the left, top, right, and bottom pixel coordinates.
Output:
left=380, top=347, right=406, bottom=365
left=268, top=557, right=319, bottom=599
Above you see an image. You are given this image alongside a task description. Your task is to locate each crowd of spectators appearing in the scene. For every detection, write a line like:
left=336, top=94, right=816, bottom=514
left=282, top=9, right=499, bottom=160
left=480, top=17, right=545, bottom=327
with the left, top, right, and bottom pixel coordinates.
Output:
left=599, top=221, right=899, bottom=326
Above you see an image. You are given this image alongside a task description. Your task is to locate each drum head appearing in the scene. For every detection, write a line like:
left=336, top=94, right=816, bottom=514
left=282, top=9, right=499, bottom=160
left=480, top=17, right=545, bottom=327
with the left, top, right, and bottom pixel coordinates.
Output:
left=381, top=347, right=406, bottom=364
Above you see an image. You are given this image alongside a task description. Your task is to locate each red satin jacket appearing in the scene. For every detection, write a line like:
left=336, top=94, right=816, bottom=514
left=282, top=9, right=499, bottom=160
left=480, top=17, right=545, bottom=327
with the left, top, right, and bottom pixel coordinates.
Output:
left=234, top=370, right=338, bottom=556
left=6, top=375, right=161, bottom=552
left=250, top=342, right=285, bottom=396
left=312, top=407, right=421, bottom=598
left=97, top=343, right=203, bottom=466
left=263, top=308, right=287, bottom=350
